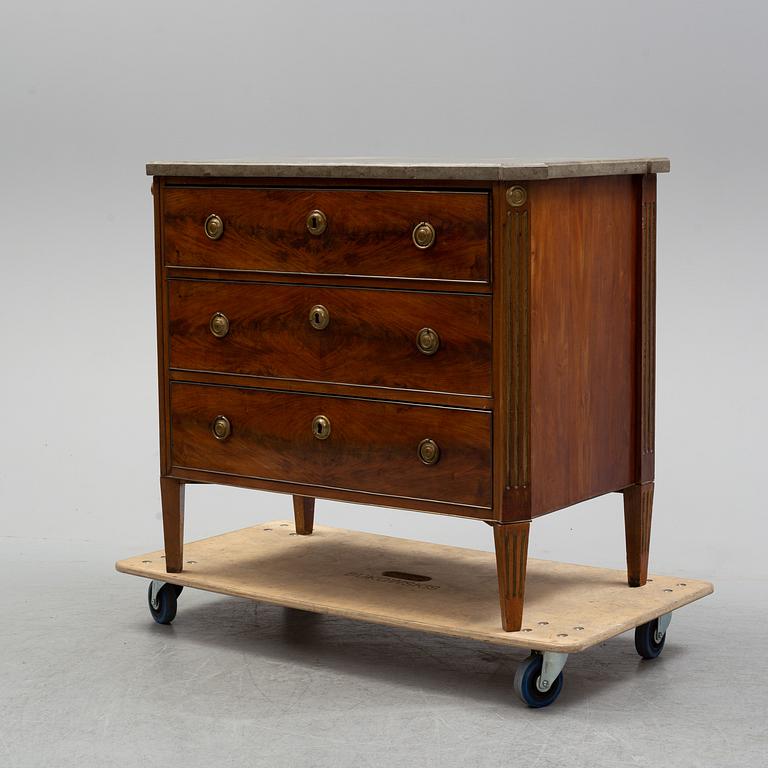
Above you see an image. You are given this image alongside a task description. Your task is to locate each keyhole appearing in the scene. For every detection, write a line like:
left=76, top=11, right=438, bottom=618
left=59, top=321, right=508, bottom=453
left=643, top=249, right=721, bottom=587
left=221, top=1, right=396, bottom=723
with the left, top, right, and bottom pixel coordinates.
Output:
left=309, top=304, right=329, bottom=329
left=307, top=209, right=326, bottom=235
left=312, top=415, right=331, bottom=439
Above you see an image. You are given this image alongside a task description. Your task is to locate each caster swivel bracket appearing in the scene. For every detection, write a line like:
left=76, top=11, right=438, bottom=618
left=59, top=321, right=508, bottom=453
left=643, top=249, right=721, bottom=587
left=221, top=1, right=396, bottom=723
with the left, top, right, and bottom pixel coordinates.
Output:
left=536, top=651, right=569, bottom=692
left=149, top=579, right=166, bottom=610
left=655, top=612, right=672, bottom=643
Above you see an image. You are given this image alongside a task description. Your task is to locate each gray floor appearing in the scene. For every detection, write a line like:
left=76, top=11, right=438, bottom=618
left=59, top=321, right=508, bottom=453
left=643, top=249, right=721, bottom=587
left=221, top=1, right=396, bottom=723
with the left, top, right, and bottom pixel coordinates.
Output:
left=1, top=539, right=764, bottom=768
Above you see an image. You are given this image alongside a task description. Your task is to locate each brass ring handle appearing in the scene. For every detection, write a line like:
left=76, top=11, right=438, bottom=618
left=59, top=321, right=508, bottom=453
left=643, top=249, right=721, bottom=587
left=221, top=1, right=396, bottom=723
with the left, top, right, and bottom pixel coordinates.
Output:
left=412, top=221, right=436, bottom=249
left=416, top=327, right=440, bottom=356
left=306, top=209, right=327, bottom=235
left=309, top=304, right=330, bottom=330
left=211, top=415, right=231, bottom=441
left=204, top=213, right=224, bottom=240
left=417, top=438, right=440, bottom=465
left=312, top=415, right=331, bottom=440
left=209, top=312, right=230, bottom=338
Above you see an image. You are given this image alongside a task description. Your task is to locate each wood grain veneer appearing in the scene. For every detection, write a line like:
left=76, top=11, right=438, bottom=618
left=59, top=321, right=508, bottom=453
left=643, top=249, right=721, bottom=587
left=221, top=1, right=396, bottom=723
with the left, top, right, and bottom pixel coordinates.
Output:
left=526, top=175, right=639, bottom=518
left=168, top=279, right=492, bottom=395
left=163, top=187, right=489, bottom=283
left=170, top=382, right=492, bottom=508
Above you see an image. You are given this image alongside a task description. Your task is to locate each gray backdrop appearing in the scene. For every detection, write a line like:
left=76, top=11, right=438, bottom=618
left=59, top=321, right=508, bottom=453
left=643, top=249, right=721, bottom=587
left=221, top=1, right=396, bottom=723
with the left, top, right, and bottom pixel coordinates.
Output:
left=2, top=0, right=765, bottom=578
left=1, top=3, right=767, bottom=765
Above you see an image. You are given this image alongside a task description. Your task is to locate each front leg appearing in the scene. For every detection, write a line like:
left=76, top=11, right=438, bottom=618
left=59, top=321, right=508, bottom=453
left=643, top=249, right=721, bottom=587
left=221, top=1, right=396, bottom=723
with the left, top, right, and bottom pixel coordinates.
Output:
left=492, top=520, right=530, bottom=631
left=160, top=477, right=185, bottom=573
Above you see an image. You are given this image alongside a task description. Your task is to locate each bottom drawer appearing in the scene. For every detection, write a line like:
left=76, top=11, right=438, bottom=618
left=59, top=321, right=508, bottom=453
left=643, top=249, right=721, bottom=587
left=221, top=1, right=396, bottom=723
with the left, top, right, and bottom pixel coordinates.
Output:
left=170, top=383, right=492, bottom=507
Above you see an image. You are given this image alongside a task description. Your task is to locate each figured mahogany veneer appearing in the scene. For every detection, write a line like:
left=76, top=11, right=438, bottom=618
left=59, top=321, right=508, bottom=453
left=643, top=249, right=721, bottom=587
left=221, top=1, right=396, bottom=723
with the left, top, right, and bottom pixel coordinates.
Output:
left=163, top=187, right=490, bottom=283
left=168, top=279, right=492, bottom=396
left=170, top=382, right=492, bottom=508
left=150, top=163, right=665, bottom=632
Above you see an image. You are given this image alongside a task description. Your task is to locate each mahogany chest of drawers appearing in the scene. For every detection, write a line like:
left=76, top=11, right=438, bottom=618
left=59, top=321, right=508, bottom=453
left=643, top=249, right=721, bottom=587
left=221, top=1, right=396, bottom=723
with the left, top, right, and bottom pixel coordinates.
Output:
left=148, top=158, right=669, bottom=631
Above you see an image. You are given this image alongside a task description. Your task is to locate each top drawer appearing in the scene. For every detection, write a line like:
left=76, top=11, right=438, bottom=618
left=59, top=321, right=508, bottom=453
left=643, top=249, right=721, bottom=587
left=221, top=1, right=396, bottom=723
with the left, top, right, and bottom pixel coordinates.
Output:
left=161, top=187, right=490, bottom=283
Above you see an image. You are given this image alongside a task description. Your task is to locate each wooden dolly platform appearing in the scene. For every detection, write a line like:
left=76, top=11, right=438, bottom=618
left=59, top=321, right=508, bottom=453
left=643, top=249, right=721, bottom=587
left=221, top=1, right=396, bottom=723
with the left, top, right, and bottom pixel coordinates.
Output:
left=116, top=521, right=713, bottom=707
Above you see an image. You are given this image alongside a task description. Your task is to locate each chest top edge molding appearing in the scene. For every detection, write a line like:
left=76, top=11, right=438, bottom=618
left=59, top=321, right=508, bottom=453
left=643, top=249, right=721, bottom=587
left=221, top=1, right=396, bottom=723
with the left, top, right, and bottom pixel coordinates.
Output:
left=146, top=157, right=670, bottom=180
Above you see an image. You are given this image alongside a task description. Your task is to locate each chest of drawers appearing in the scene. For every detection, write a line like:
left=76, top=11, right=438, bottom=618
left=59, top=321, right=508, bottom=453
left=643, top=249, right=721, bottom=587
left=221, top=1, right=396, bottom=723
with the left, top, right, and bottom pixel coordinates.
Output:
left=148, top=158, right=668, bottom=631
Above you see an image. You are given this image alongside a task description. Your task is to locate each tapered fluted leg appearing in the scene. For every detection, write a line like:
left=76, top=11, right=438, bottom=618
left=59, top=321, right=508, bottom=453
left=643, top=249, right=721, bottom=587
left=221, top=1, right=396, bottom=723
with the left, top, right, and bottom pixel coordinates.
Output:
left=623, top=481, right=653, bottom=587
left=160, top=477, right=185, bottom=573
left=293, top=495, right=315, bottom=535
left=492, top=521, right=530, bottom=632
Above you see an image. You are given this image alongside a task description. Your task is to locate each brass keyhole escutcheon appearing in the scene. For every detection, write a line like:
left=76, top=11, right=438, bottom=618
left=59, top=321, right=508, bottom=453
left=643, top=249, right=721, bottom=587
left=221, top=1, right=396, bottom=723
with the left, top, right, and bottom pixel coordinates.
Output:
left=306, top=209, right=327, bottom=235
left=417, top=438, right=440, bottom=465
left=312, top=415, right=331, bottom=440
left=412, top=221, right=436, bottom=249
left=211, top=415, right=231, bottom=441
left=309, top=304, right=330, bottom=330
left=204, top=213, right=224, bottom=240
left=209, top=312, right=230, bottom=338
left=416, top=327, right=440, bottom=356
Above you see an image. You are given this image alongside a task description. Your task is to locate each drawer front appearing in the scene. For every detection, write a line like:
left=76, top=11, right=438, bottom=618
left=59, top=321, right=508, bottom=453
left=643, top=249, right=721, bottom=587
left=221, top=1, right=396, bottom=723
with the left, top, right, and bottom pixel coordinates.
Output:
left=162, top=187, right=489, bottom=282
left=170, top=383, right=492, bottom=507
left=168, top=280, right=492, bottom=396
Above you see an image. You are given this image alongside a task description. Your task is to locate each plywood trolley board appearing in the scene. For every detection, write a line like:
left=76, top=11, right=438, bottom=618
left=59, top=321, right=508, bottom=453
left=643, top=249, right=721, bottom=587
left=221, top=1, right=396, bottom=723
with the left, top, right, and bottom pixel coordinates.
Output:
left=116, top=521, right=712, bottom=656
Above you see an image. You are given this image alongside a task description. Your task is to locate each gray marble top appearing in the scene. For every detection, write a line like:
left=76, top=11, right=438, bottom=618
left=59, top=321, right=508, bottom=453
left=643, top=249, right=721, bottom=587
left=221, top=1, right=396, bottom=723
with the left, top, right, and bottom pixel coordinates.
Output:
left=146, top=157, right=670, bottom=181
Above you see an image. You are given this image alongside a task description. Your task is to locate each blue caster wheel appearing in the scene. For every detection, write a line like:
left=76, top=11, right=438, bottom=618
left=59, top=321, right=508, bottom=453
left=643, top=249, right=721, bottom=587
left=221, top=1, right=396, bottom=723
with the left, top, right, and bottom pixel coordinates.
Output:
left=513, top=653, right=564, bottom=708
left=147, top=582, right=183, bottom=625
left=635, top=618, right=667, bottom=659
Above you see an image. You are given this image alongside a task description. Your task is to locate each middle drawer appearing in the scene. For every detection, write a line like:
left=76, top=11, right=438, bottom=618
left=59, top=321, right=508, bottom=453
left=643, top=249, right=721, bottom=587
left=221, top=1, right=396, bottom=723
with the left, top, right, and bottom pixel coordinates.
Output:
left=168, top=280, right=492, bottom=396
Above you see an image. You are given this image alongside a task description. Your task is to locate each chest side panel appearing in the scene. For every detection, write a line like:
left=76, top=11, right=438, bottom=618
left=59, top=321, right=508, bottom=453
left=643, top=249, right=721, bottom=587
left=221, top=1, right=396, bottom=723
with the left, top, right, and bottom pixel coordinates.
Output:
left=528, top=175, right=640, bottom=516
